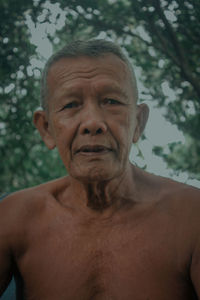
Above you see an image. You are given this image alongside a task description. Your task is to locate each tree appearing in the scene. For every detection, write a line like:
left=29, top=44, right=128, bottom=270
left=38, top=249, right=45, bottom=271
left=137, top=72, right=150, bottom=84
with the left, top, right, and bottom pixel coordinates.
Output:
left=0, top=0, right=199, bottom=195
left=0, top=0, right=66, bottom=194
left=57, top=0, right=200, bottom=179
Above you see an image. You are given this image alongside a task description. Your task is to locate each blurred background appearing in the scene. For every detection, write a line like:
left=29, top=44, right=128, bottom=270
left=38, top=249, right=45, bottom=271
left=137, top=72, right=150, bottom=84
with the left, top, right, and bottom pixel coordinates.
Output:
left=0, top=0, right=200, bottom=196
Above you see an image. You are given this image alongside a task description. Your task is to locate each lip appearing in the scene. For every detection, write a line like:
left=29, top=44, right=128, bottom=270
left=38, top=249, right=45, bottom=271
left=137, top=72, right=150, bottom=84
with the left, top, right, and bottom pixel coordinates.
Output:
left=75, top=145, right=112, bottom=156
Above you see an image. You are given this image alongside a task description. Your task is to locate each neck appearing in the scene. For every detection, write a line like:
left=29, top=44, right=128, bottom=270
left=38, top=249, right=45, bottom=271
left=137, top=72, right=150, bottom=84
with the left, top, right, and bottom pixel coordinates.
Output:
left=86, top=181, right=113, bottom=210
left=68, top=164, right=138, bottom=214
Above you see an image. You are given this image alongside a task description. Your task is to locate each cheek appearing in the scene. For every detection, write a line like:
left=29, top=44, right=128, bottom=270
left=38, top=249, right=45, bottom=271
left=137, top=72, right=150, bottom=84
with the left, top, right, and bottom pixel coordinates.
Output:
left=110, top=113, right=134, bottom=155
left=127, top=109, right=137, bottom=135
left=118, top=111, right=136, bottom=139
left=50, top=117, right=75, bottom=152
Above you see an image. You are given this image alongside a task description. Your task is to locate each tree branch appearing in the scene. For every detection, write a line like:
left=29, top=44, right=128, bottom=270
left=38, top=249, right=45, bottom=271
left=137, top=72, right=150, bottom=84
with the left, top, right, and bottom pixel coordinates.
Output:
left=148, top=0, right=200, bottom=100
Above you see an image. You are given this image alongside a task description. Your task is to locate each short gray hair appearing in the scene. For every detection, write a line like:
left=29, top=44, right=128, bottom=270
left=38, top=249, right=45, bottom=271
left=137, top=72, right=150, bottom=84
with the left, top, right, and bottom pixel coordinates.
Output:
left=40, top=39, right=138, bottom=110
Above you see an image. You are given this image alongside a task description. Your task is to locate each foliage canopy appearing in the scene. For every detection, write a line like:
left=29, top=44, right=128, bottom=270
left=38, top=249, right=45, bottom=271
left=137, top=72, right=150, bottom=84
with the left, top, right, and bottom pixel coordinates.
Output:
left=0, top=0, right=199, bottom=194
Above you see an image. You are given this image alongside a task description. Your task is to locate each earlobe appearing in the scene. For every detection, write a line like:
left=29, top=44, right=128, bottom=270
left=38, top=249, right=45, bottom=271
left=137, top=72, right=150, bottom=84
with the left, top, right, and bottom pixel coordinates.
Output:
left=33, top=110, right=56, bottom=149
left=133, top=103, right=149, bottom=143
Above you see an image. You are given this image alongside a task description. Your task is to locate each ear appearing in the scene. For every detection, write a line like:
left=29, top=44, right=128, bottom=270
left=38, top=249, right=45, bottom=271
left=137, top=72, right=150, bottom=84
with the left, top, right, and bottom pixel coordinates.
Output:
left=133, top=103, right=149, bottom=143
left=33, top=110, right=56, bottom=149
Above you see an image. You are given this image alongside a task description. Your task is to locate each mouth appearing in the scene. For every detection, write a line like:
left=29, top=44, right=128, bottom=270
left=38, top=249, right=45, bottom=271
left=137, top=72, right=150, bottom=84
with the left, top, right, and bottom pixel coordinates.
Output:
left=75, top=145, right=112, bottom=155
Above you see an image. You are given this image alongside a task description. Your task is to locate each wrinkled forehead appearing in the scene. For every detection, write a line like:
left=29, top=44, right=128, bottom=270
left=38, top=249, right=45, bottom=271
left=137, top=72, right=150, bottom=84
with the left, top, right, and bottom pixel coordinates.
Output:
left=46, top=54, right=137, bottom=103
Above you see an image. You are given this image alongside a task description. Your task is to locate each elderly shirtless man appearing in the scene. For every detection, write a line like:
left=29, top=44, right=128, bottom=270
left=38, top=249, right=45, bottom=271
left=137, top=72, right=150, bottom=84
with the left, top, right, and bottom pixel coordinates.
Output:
left=0, top=39, right=200, bottom=300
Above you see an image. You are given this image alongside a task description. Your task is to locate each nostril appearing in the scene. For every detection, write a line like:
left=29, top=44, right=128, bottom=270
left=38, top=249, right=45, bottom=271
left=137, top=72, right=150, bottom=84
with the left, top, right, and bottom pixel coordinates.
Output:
left=96, top=128, right=102, bottom=134
left=83, top=127, right=103, bottom=135
left=84, top=128, right=90, bottom=134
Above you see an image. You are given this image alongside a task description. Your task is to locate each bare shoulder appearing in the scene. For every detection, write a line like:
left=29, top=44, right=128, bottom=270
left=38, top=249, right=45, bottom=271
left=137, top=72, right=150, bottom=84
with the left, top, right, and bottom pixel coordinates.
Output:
left=136, top=166, right=200, bottom=211
left=153, top=176, right=200, bottom=292
left=0, top=176, right=69, bottom=233
left=154, top=175, right=200, bottom=237
left=138, top=167, right=200, bottom=227
left=159, top=176, right=200, bottom=211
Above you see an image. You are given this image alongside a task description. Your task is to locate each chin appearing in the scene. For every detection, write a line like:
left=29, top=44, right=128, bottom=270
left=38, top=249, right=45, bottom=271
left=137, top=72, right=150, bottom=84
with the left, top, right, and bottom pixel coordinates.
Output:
left=70, top=165, right=119, bottom=183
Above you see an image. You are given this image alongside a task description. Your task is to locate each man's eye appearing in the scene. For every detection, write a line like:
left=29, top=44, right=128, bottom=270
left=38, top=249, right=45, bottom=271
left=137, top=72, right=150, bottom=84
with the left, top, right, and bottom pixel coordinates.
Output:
left=104, top=98, right=120, bottom=105
left=62, top=101, right=79, bottom=109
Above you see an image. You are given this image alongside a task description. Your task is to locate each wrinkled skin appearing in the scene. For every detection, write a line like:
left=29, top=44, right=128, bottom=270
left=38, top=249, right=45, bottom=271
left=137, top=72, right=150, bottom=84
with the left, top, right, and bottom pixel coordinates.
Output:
left=35, top=54, right=148, bottom=209
left=46, top=55, right=138, bottom=188
left=0, top=54, right=200, bottom=300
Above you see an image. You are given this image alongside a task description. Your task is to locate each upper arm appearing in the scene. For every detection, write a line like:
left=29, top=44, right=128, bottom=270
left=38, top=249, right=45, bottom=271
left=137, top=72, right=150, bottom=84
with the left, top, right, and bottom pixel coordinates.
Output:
left=0, top=238, right=13, bottom=295
left=0, top=197, right=15, bottom=295
left=191, top=237, right=200, bottom=297
left=189, top=189, right=200, bottom=297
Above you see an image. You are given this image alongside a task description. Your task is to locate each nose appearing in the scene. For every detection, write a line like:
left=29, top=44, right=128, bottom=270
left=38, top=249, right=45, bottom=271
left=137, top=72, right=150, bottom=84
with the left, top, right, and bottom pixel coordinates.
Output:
left=79, top=105, right=107, bottom=136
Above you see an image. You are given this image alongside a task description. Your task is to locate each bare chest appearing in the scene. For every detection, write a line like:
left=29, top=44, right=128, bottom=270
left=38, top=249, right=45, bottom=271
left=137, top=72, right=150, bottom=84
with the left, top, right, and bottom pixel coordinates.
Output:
left=15, top=211, right=195, bottom=300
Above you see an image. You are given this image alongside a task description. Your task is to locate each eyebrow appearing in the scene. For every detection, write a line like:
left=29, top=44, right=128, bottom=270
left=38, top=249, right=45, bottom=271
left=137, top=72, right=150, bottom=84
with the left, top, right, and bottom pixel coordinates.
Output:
left=56, top=83, right=129, bottom=101
left=98, top=85, right=129, bottom=99
left=56, top=87, right=82, bottom=100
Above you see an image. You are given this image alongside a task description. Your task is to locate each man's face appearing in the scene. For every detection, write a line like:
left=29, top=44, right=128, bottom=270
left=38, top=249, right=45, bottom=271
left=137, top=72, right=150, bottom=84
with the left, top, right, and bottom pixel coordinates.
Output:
left=39, top=54, right=141, bottom=182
